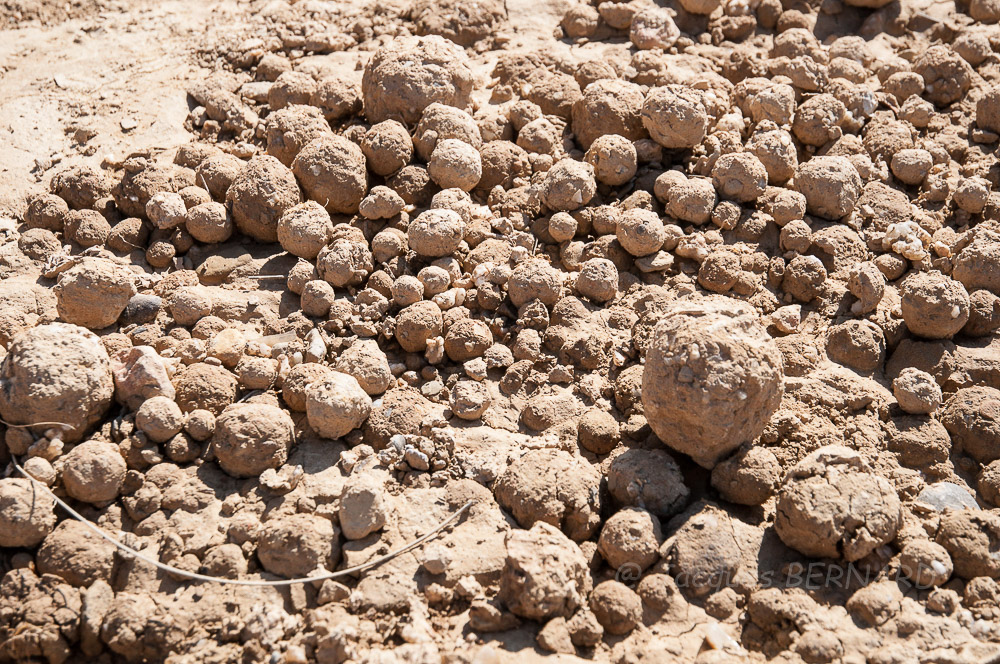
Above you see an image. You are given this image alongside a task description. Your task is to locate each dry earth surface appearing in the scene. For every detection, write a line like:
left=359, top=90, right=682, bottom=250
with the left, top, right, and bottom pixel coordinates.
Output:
left=2, top=0, right=1000, bottom=662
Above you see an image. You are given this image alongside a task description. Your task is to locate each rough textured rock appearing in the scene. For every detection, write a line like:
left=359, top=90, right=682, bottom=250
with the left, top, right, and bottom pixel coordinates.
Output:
left=61, top=440, right=126, bottom=503
left=665, top=503, right=742, bottom=597
left=607, top=448, right=689, bottom=517
left=226, top=155, right=302, bottom=243
left=597, top=507, right=662, bottom=572
left=36, top=520, right=116, bottom=586
left=0, top=323, right=113, bottom=442
left=258, top=513, right=340, bottom=577
left=212, top=403, right=294, bottom=477
left=306, top=371, right=373, bottom=439
left=775, top=446, right=902, bottom=561
left=54, top=259, right=136, bottom=330
left=499, top=521, right=590, bottom=620
left=0, top=478, right=57, bottom=548
left=362, top=36, right=474, bottom=124
left=494, top=449, right=603, bottom=541
left=936, top=510, right=1000, bottom=579
left=642, top=297, right=784, bottom=468
left=940, top=386, right=1000, bottom=464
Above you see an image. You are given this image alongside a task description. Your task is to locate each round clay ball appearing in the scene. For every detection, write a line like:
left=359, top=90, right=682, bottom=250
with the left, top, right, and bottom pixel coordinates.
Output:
left=616, top=208, right=665, bottom=257
left=265, top=105, right=333, bottom=167
left=577, top=408, right=619, bottom=455
left=226, top=155, right=302, bottom=243
left=179, top=183, right=211, bottom=207
left=912, top=45, right=973, bottom=107
left=589, top=580, right=642, bottom=635
left=783, top=255, right=828, bottom=303
left=547, top=212, right=577, bottom=244
left=641, top=297, right=784, bottom=468
left=54, top=258, right=135, bottom=330
left=24, top=193, right=69, bottom=231
left=954, top=177, right=990, bottom=215
left=173, top=362, right=238, bottom=415
left=61, top=440, right=127, bottom=503
left=0, top=478, right=57, bottom=547
left=698, top=250, right=741, bottom=294
left=848, top=261, right=885, bottom=314
left=407, top=209, right=465, bottom=258
left=0, top=323, right=113, bottom=442
left=395, top=301, right=444, bottom=352
left=679, top=0, right=721, bottom=14
left=18, top=228, right=61, bottom=261
left=899, top=271, right=970, bottom=339
left=361, top=120, right=413, bottom=176
left=392, top=275, right=425, bottom=307
left=607, top=448, right=689, bottom=517
left=50, top=164, right=111, bottom=210
left=196, top=152, right=243, bottom=200
left=414, top=103, right=482, bottom=161
left=316, top=235, right=374, bottom=288
left=306, top=371, right=373, bottom=439
left=899, top=539, right=953, bottom=588
left=508, top=258, right=563, bottom=308
left=775, top=446, right=902, bottom=561
left=372, top=227, right=407, bottom=264
left=277, top=201, right=333, bottom=260
left=665, top=177, right=716, bottom=225
left=64, top=209, right=111, bottom=248
left=641, top=85, right=708, bottom=149
left=585, top=134, right=638, bottom=186
left=335, top=339, right=393, bottom=396
left=746, top=128, right=798, bottom=185
left=185, top=202, right=233, bottom=244
left=825, top=319, right=886, bottom=373
left=135, top=396, right=185, bottom=443
left=428, top=139, right=482, bottom=191
left=444, top=318, right=493, bottom=362
left=185, top=409, right=216, bottom=441
left=965, top=289, right=1000, bottom=337
left=213, top=403, right=294, bottom=478
left=794, top=156, right=862, bottom=220
left=711, top=445, right=781, bottom=506
left=791, top=94, right=846, bottom=147
left=478, top=141, right=532, bottom=193
left=362, top=35, right=474, bottom=125
left=387, top=165, right=435, bottom=207
left=541, top=159, right=596, bottom=212
left=576, top=258, right=618, bottom=303
left=891, top=148, right=933, bottom=186
left=597, top=507, right=662, bottom=572
left=712, top=152, right=768, bottom=203
left=291, top=135, right=368, bottom=215
left=114, top=157, right=178, bottom=217
left=571, top=78, right=646, bottom=149
left=517, top=117, right=561, bottom=155
left=892, top=367, right=942, bottom=414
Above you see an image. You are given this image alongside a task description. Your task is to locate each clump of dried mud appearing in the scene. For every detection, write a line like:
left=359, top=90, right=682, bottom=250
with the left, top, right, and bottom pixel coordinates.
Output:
left=2, top=0, right=1000, bottom=662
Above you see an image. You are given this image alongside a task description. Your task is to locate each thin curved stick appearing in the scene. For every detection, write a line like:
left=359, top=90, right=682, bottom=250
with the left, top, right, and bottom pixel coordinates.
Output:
left=8, top=454, right=472, bottom=587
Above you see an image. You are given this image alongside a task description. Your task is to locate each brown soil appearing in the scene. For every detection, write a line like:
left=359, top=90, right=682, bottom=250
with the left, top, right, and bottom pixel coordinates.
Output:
left=2, top=0, right=1000, bottom=662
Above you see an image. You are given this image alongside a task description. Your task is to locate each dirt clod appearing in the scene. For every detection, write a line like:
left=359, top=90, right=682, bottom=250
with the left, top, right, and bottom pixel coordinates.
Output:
left=3, top=3, right=1000, bottom=661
